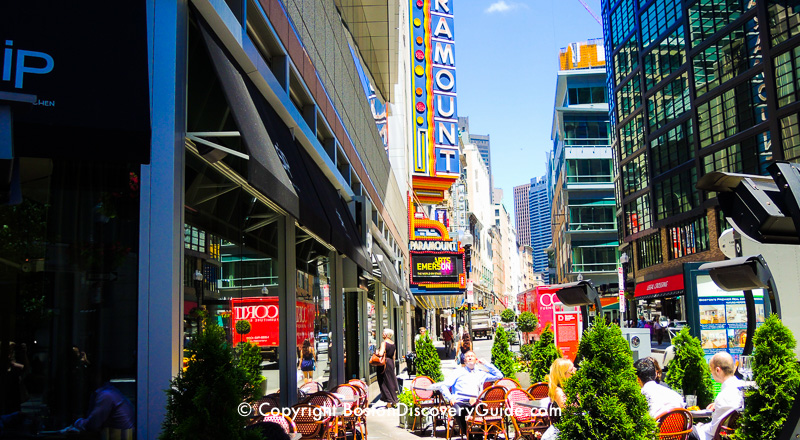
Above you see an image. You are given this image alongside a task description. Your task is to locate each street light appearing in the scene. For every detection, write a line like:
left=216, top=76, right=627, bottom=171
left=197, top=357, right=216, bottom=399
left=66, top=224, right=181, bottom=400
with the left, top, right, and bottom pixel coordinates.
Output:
left=261, top=286, right=269, bottom=296
left=459, top=230, right=474, bottom=337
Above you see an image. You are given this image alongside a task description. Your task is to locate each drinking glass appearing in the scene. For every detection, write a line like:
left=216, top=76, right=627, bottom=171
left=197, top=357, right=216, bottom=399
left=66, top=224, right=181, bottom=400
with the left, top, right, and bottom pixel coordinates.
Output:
left=739, top=356, right=753, bottom=381
left=685, top=394, right=697, bottom=408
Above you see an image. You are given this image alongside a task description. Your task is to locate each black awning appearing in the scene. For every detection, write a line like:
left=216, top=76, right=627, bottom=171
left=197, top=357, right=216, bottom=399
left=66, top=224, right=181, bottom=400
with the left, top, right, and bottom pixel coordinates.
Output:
left=199, top=22, right=299, bottom=219
left=299, top=151, right=369, bottom=270
left=635, top=290, right=685, bottom=301
left=246, top=81, right=331, bottom=244
left=372, top=244, right=403, bottom=295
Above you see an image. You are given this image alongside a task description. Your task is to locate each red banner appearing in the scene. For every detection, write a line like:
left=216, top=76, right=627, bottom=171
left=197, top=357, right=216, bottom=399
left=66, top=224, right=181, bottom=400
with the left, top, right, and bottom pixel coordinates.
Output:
left=230, top=297, right=316, bottom=347
left=634, top=274, right=685, bottom=298
left=555, top=311, right=581, bottom=362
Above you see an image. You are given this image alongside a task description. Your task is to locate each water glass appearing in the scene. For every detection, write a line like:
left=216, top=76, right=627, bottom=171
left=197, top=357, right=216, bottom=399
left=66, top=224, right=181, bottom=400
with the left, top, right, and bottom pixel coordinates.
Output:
left=739, top=356, right=753, bottom=381
left=685, top=394, right=697, bottom=408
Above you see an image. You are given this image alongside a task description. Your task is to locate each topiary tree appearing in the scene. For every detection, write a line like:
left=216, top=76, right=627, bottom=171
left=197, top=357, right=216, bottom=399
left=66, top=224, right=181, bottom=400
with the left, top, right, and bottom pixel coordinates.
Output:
left=559, top=318, right=657, bottom=440
left=415, top=334, right=443, bottom=382
left=235, top=341, right=265, bottom=402
left=491, top=326, right=516, bottom=377
left=664, top=327, right=714, bottom=408
left=736, top=314, right=800, bottom=440
left=501, top=308, right=516, bottom=323
left=517, top=311, right=538, bottom=334
left=161, top=315, right=260, bottom=440
left=528, top=324, right=562, bottom=383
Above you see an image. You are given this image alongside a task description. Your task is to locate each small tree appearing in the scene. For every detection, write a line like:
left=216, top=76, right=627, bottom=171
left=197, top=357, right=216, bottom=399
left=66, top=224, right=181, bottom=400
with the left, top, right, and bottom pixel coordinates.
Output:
left=528, top=324, right=561, bottom=383
left=559, top=318, right=656, bottom=440
left=517, top=311, right=538, bottom=334
left=235, top=341, right=265, bottom=402
left=415, top=334, right=443, bottom=382
left=501, top=308, right=516, bottom=323
left=664, top=327, right=714, bottom=408
left=736, top=315, right=800, bottom=440
left=491, top=326, right=516, bottom=377
left=161, top=315, right=260, bottom=440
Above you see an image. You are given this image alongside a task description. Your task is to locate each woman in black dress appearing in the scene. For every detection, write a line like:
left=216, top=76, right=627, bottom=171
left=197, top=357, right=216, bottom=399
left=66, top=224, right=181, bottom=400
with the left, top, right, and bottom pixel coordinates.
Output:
left=376, top=328, right=399, bottom=407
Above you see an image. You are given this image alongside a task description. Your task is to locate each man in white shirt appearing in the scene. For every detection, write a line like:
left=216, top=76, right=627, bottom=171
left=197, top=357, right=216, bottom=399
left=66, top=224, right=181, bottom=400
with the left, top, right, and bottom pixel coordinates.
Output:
left=689, top=352, right=744, bottom=440
left=439, top=351, right=503, bottom=436
left=634, top=358, right=685, bottom=418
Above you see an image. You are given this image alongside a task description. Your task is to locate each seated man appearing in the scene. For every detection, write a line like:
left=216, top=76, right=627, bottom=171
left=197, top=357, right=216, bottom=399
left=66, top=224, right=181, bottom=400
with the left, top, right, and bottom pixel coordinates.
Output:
left=439, top=351, right=503, bottom=436
left=689, top=352, right=743, bottom=440
left=68, top=382, right=135, bottom=436
left=634, top=358, right=685, bottom=418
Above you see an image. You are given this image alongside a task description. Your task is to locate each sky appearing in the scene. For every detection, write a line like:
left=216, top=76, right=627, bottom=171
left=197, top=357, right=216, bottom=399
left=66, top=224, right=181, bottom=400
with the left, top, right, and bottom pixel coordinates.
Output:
left=454, top=0, right=604, bottom=220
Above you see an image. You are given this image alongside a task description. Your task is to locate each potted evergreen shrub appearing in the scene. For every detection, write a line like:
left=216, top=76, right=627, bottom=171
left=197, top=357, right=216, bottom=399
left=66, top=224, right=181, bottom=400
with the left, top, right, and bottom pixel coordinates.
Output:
left=517, top=311, right=538, bottom=338
left=235, top=341, right=266, bottom=399
left=736, top=314, right=800, bottom=440
left=501, top=308, right=516, bottom=323
left=415, top=334, right=443, bottom=382
left=397, top=388, right=415, bottom=429
left=161, top=315, right=260, bottom=440
left=528, top=324, right=561, bottom=383
left=664, top=327, right=714, bottom=408
left=491, top=326, right=516, bottom=378
left=559, top=318, right=657, bottom=440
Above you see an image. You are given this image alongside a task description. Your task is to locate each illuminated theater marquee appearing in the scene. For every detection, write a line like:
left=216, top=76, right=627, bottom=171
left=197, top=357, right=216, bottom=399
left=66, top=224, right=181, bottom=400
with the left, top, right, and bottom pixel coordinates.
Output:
left=410, top=0, right=459, bottom=204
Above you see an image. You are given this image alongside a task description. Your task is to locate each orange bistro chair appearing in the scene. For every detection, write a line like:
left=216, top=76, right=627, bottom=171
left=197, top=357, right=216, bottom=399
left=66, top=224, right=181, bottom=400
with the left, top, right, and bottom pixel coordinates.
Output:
left=655, top=408, right=692, bottom=440
left=465, top=385, right=507, bottom=439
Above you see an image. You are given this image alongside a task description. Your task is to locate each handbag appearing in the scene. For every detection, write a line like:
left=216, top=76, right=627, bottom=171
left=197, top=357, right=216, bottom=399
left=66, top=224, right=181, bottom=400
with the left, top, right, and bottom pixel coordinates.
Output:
left=369, top=352, right=385, bottom=367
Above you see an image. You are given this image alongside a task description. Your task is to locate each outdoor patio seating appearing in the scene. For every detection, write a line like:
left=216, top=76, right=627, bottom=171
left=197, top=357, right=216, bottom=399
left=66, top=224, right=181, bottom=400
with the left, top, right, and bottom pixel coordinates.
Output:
left=655, top=408, right=692, bottom=440
left=526, top=383, right=549, bottom=399
left=332, top=384, right=364, bottom=439
left=292, top=403, right=334, bottom=440
left=495, top=377, right=521, bottom=391
left=260, top=413, right=298, bottom=433
left=712, top=409, right=741, bottom=440
left=465, top=385, right=507, bottom=439
left=411, top=376, right=440, bottom=432
left=505, top=387, right=549, bottom=440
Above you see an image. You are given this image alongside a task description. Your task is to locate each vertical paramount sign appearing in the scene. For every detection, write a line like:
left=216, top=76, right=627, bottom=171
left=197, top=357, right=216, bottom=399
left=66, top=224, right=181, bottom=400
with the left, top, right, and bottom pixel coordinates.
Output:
left=410, top=0, right=459, bottom=203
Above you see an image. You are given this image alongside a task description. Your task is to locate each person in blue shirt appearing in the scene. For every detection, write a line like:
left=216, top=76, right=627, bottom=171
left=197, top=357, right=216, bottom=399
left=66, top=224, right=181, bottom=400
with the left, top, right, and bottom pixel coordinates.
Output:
left=439, top=351, right=503, bottom=435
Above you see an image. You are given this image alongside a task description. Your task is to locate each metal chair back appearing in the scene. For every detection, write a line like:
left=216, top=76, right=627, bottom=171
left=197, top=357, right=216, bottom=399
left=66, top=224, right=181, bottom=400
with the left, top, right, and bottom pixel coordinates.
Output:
left=526, top=382, right=549, bottom=399
left=655, top=408, right=692, bottom=440
left=713, top=409, right=741, bottom=440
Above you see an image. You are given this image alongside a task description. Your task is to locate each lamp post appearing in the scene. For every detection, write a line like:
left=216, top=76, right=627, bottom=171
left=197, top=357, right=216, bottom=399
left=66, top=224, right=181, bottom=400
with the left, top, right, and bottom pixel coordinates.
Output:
left=459, top=230, right=474, bottom=337
left=619, top=252, right=629, bottom=328
left=193, top=269, right=204, bottom=309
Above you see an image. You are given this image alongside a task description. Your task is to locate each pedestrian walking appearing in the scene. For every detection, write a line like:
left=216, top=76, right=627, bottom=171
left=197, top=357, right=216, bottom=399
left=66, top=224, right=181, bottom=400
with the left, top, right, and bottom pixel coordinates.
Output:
left=376, top=328, right=399, bottom=407
left=442, top=326, right=453, bottom=356
left=455, top=332, right=472, bottom=366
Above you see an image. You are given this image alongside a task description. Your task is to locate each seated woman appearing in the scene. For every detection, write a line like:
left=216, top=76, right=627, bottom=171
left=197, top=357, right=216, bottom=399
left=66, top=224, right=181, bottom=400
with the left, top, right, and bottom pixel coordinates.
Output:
left=542, top=358, right=576, bottom=440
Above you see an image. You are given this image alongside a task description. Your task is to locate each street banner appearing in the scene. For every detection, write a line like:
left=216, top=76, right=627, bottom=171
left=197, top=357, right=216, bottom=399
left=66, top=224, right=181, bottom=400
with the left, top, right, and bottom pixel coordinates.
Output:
left=555, top=311, right=581, bottom=362
left=618, top=267, right=626, bottom=313
left=466, top=280, right=474, bottom=304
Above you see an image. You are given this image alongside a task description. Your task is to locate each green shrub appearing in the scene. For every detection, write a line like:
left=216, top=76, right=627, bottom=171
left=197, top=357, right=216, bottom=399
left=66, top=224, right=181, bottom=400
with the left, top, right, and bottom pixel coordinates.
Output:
left=235, top=320, right=251, bottom=335
left=491, top=326, right=516, bottom=377
left=517, top=311, right=538, bottom=334
left=664, top=327, right=714, bottom=408
left=736, top=315, right=800, bottom=440
left=415, top=334, right=443, bottom=382
left=398, top=388, right=414, bottom=408
left=235, top=341, right=265, bottom=402
left=501, top=308, right=516, bottom=323
left=559, top=318, right=656, bottom=440
left=528, top=325, right=561, bottom=383
left=161, top=315, right=260, bottom=440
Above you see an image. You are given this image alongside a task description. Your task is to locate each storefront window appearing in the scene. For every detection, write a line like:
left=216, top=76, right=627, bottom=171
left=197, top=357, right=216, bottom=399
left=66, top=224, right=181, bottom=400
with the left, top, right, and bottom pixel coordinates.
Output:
left=0, top=159, right=139, bottom=433
left=295, top=255, right=331, bottom=387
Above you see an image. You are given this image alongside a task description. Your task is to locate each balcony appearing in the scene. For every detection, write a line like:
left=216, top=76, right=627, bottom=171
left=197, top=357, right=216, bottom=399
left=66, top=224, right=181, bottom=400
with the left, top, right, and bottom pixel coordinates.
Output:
left=567, top=221, right=616, bottom=232
left=571, top=262, right=618, bottom=272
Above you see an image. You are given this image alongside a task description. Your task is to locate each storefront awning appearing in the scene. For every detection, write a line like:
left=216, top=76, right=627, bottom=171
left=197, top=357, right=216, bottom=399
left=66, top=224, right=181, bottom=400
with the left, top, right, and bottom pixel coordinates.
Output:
left=634, top=274, right=685, bottom=301
left=199, top=22, right=299, bottom=219
left=372, top=244, right=403, bottom=295
left=411, top=286, right=462, bottom=310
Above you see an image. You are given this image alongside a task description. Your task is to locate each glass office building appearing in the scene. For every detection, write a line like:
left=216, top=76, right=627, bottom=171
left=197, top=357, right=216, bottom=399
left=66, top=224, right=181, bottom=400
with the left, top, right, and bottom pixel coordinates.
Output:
left=602, top=0, right=800, bottom=321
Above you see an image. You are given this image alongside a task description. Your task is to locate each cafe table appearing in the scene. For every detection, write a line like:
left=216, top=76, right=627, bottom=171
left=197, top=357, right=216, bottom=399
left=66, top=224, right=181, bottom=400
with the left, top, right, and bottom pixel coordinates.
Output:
left=517, top=399, right=549, bottom=409
left=689, top=409, right=713, bottom=420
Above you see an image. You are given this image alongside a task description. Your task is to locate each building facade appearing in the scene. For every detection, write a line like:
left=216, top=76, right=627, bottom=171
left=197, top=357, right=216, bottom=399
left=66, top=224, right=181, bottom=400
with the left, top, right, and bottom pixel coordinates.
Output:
left=513, top=183, right=533, bottom=246
left=548, top=41, right=619, bottom=288
left=529, top=176, right=552, bottom=274
left=602, top=0, right=800, bottom=323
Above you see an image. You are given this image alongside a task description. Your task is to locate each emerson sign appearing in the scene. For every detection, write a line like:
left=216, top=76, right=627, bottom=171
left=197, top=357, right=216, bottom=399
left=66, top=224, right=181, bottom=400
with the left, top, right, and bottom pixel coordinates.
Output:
left=411, top=253, right=463, bottom=284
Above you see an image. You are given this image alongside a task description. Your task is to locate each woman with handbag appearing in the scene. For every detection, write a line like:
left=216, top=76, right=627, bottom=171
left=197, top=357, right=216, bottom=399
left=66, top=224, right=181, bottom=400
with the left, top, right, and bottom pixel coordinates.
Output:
left=375, top=328, right=399, bottom=408
left=299, top=339, right=316, bottom=383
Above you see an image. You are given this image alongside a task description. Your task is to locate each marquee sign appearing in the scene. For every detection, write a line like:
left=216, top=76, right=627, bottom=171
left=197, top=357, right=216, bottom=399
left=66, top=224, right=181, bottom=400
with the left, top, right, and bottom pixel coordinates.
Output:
left=410, top=252, right=465, bottom=287
left=410, top=0, right=460, bottom=204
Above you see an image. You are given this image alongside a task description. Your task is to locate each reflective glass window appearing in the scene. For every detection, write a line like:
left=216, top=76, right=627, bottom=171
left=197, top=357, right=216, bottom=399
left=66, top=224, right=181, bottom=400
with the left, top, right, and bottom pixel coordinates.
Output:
left=647, top=72, right=691, bottom=131
left=572, top=242, right=618, bottom=273
left=619, top=113, right=645, bottom=159
left=616, top=75, right=642, bottom=121
left=782, top=112, right=800, bottom=161
left=667, top=216, right=710, bottom=259
left=624, top=194, right=652, bottom=235
left=653, top=168, right=699, bottom=220
left=651, top=120, right=695, bottom=176
left=768, top=0, right=800, bottom=46
left=644, top=26, right=686, bottom=90
left=641, top=0, right=683, bottom=48
left=775, top=45, right=800, bottom=107
left=568, top=200, right=616, bottom=231
left=693, top=19, right=761, bottom=97
left=564, top=114, right=611, bottom=146
left=621, top=152, right=649, bottom=197
left=566, top=159, right=614, bottom=183
left=614, top=37, right=640, bottom=84
left=701, top=131, right=771, bottom=176
left=611, top=0, right=638, bottom=50
left=636, top=232, right=663, bottom=269
left=697, top=74, right=769, bottom=149
left=688, top=0, right=749, bottom=48
left=568, top=87, right=608, bottom=104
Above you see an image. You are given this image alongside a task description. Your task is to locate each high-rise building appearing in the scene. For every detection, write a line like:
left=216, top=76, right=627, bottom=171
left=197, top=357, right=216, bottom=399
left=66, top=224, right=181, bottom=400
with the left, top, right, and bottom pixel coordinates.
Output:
left=602, top=0, right=800, bottom=322
left=529, top=176, right=551, bottom=274
left=548, top=40, right=619, bottom=289
left=514, top=183, right=532, bottom=246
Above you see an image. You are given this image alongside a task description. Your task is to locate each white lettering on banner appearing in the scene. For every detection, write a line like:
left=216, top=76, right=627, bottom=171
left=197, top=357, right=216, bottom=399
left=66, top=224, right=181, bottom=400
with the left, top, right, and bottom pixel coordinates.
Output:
left=234, top=305, right=279, bottom=320
left=435, top=69, right=454, bottom=90
left=539, top=293, right=554, bottom=307
left=647, top=282, right=669, bottom=291
left=2, top=41, right=55, bottom=89
left=409, top=240, right=459, bottom=252
left=436, top=95, right=455, bottom=117
left=438, top=122, right=456, bottom=144
left=434, top=0, right=451, bottom=13
left=440, top=150, right=456, bottom=171
left=433, top=17, right=452, bottom=39
left=434, top=43, right=454, bottom=65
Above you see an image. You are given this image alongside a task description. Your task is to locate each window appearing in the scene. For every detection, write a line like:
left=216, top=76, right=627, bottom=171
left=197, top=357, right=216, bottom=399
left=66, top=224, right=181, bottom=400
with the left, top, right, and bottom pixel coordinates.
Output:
left=693, top=20, right=761, bottom=97
left=651, top=120, right=694, bottom=176
left=768, top=0, right=800, bottom=46
left=624, top=194, right=652, bottom=235
left=637, top=232, right=663, bottom=269
left=617, top=75, right=642, bottom=121
left=572, top=242, right=619, bottom=273
left=622, top=152, right=648, bottom=197
left=568, top=201, right=616, bottom=231
left=641, top=0, right=683, bottom=48
left=701, top=131, right=772, bottom=177
left=697, top=74, right=769, bottom=149
left=688, top=0, right=749, bottom=48
left=781, top=112, right=800, bottom=161
left=568, top=87, right=608, bottom=104
left=614, top=37, right=640, bottom=84
left=653, top=168, right=699, bottom=220
left=566, top=159, right=613, bottom=183
left=668, top=216, right=710, bottom=259
left=611, top=0, right=638, bottom=50
left=775, top=45, right=800, bottom=107
left=564, top=114, right=611, bottom=145
left=644, top=26, right=687, bottom=90
left=647, top=72, right=692, bottom=131
left=619, top=113, right=645, bottom=159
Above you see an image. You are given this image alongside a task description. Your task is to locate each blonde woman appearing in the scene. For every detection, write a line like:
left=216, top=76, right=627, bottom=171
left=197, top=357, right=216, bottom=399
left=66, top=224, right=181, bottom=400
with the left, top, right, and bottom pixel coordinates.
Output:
left=542, top=358, right=576, bottom=440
